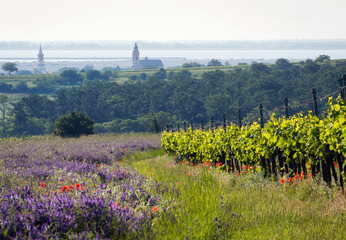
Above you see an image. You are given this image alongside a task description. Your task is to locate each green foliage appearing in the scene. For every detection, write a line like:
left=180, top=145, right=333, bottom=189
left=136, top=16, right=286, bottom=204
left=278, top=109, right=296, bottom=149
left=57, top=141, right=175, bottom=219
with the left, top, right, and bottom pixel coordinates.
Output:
left=161, top=97, right=346, bottom=182
left=151, top=115, right=160, bottom=133
left=1, top=62, right=18, bottom=75
left=59, top=69, right=83, bottom=85
left=54, top=111, right=94, bottom=137
left=207, top=59, right=222, bottom=67
left=315, top=55, right=331, bottom=63
left=152, top=68, right=167, bottom=80
left=182, top=61, right=203, bottom=68
left=2, top=59, right=346, bottom=136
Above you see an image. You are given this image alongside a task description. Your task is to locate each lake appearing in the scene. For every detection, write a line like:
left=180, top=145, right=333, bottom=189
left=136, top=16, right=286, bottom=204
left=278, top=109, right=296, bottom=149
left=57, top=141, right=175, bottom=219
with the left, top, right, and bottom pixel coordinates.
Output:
left=1, top=49, right=346, bottom=62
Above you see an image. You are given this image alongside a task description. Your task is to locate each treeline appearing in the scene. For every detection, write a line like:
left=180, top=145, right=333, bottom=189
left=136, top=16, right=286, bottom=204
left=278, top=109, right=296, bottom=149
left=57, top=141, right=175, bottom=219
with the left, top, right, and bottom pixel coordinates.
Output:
left=1, top=57, right=346, bottom=137
left=0, top=68, right=117, bottom=95
left=0, top=81, right=54, bottom=94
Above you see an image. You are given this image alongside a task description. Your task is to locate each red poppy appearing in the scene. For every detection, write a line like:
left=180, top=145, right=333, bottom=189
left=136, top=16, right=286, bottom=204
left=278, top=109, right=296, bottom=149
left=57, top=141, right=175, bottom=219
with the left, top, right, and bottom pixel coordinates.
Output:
left=147, top=170, right=150, bottom=172
left=244, top=171, right=247, bottom=174
left=294, top=176, right=298, bottom=180
left=280, top=179, right=285, bottom=184
left=114, top=202, right=118, bottom=208
left=293, top=182, right=297, bottom=186
left=76, top=183, right=81, bottom=188
left=299, top=176, right=303, bottom=180
left=62, top=185, right=68, bottom=192
left=124, top=149, right=127, bottom=152
left=41, top=182, right=45, bottom=187
left=81, top=187, right=85, bottom=191
left=288, top=178, right=293, bottom=182
left=153, top=206, right=158, bottom=211
left=69, top=184, right=74, bottom=189
left=98, top=165, right=101, bottom=167
left=178, top=182, right=182, bottom=185
left=237, top=174, right=240, bottom=177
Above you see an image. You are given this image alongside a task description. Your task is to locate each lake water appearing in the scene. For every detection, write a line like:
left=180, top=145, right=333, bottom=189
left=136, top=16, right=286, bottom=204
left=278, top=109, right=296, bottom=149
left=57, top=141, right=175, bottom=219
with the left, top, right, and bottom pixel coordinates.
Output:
left=1, top=49, right=346, bottom=62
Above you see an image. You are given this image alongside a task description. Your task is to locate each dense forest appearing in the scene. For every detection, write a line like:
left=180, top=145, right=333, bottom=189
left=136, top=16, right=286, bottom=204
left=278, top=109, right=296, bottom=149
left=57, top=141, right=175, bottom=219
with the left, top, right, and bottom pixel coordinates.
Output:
left=1, top=57, right=346, bottom=137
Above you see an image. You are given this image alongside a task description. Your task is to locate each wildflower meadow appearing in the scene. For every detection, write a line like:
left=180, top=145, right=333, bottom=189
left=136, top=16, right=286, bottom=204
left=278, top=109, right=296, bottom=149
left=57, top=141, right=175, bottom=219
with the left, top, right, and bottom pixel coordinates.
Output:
left=0, top=133, right=345, bottom=239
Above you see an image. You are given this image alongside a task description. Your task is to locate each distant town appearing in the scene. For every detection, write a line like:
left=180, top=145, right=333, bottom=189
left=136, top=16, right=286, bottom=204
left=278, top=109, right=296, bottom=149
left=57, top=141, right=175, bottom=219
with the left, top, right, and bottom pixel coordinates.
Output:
left=1, top=39, right=346, bottom=73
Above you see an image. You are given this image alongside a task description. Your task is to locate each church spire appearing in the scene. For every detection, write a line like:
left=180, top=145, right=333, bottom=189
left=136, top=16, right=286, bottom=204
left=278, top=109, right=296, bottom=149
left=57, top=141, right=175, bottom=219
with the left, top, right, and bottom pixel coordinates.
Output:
left=33, top=44, right=47, bottom=74
left=39, top=44, right=43, bottom=55
left=132, top=43, right=140, bottom=70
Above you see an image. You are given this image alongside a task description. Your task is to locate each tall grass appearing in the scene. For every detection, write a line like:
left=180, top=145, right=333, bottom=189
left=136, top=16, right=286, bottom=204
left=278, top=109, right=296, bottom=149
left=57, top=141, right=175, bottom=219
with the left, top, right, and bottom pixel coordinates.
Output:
left=127, top=156, right=345, bottom=240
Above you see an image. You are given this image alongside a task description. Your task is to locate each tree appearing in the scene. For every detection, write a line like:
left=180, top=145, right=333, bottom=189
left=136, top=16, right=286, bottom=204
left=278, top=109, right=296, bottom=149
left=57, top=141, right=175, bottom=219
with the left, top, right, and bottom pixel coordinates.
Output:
left=275, top=58, right=293, bottom=71
left=85, top=69, right=109, bottom=81
left=139, top=73, right=147, bottom=81
left=152, top=68, right=167, bottom=81
left=2, top=62, right=18, bottom=75
left=314, top=55, right=331, bottom=63
left=11, top=102, right=30, bottom=136
left=80, top=65, right=94, bottom=72
left=207, top=59, right=222, bottom=67
left=182, top=62, right=202, bottom=68
left=86, top=69, right=101, bottom=80
left=0, top=95, right=9, bottom=137
left=302, top=59, right=320, bottom=73
left=250, top=63, right=270, bottom=76
left=54, top=111, right=94, bottom=137
left=59, top=69, right=83, bottom=85
left=12, top=82, right=29, bottom=93
left=151, top=115, right=160, bottom=133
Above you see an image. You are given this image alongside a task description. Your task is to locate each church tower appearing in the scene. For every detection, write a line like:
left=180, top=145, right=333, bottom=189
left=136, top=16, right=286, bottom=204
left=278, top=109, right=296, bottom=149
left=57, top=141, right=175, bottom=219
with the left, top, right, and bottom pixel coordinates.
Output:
left=132, top=43, right=141, bottom=70
left=33, top=44, right=47, bottom=74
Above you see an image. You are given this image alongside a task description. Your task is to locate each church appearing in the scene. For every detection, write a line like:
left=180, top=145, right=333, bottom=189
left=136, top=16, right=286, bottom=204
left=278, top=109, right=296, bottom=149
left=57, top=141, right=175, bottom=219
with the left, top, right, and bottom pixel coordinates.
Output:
left=33, top=44, right=48, bottom=74
left=132, top=43, right=164, bottom=70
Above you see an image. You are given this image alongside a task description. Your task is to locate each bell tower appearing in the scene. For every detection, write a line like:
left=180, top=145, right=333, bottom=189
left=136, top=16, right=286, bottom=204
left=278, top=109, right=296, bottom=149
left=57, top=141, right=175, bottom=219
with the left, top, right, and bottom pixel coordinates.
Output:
left=33, top=44, right=47, bottom=74
left=132, top=43, right=141, bottom=70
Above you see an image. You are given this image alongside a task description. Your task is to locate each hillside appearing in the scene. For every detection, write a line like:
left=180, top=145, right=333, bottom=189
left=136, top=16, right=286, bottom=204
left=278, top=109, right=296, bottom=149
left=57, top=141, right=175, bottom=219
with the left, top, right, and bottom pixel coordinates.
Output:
left=1, top=57, right=346, bottom=137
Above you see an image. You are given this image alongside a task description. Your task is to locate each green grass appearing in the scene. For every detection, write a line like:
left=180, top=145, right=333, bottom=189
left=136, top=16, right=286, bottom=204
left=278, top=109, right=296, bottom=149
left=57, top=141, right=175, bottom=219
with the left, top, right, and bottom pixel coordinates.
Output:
left=126, top=156, right=345, bottom=240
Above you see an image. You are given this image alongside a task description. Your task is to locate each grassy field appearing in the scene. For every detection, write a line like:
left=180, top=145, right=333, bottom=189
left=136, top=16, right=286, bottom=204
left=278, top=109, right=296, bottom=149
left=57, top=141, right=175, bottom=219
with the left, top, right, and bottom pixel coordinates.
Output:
left=127, top=155, right=345, bottom=239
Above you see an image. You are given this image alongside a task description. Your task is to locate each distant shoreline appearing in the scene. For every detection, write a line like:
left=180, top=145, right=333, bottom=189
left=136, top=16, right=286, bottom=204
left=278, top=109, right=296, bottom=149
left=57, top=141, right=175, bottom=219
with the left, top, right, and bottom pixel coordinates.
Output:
left=1, top=39, right=346, bottom=50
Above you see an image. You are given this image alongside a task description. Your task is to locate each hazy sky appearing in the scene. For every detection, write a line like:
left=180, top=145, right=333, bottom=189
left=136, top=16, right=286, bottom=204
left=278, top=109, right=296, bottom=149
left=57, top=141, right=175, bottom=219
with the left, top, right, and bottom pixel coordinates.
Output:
left=1, top=0, right=346, bottom=41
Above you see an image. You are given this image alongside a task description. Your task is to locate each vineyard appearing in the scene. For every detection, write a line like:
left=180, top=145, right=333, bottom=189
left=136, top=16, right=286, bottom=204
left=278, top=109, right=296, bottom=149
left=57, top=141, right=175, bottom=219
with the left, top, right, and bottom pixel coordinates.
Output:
left=162, top=96, right=346, bottom=189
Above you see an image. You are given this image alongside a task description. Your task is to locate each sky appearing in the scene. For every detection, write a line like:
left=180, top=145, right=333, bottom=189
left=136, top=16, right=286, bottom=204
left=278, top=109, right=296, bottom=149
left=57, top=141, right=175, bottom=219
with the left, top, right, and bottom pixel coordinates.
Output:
left=1, top=0, right=346, bottom=41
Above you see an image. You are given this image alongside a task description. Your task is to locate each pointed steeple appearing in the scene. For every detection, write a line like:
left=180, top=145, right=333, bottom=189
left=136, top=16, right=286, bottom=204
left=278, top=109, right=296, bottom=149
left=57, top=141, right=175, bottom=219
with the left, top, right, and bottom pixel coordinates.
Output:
left=38, top=44, right=44, bottom=59
left=134, top=43, right=138, bottom=51
left=39, top=44, right=43, bottom=55
left=33, top=44, right=47, bottom=74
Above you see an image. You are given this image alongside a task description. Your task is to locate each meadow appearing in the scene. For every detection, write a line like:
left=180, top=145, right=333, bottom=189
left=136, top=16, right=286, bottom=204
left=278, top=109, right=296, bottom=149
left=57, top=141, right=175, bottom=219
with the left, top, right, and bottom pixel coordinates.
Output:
left=0, top=133, right=344, bottom=239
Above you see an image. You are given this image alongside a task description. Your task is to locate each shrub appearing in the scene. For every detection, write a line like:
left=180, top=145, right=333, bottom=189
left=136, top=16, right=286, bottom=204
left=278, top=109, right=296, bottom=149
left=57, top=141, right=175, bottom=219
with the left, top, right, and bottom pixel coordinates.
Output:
left=54, top=111, right=94, bottom=137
